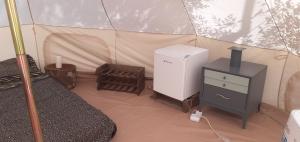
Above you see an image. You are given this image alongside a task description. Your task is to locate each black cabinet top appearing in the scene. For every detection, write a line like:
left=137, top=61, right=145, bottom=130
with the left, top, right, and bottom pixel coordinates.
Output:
left=203, top=58, right=267, bottom=77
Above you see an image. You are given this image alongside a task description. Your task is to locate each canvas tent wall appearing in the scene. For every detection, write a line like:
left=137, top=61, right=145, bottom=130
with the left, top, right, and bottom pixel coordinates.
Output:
left=0, top=0, right=299, bottom=111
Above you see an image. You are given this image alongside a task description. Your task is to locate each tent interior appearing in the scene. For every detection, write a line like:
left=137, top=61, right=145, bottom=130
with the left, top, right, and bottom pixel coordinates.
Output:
left=0, top=0, right=299, bottom=141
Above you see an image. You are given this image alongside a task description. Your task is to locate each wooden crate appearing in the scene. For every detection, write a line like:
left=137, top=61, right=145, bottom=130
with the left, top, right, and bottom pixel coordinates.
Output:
left=96, top=64, right=145, bottom=95
left=152, top=91, right=199, bottom=113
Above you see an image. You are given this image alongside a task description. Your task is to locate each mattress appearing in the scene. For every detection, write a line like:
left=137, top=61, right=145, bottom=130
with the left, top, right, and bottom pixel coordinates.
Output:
left=0, top=77, right=116, bottom=142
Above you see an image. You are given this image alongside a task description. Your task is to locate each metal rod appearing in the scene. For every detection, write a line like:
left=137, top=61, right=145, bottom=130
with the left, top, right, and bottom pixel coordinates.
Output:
left=5, top=0, right=43, bottom=141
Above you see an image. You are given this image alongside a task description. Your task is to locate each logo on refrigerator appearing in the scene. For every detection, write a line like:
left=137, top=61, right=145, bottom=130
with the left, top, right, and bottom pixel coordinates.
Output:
left=163, top=60, right=172, bottom=64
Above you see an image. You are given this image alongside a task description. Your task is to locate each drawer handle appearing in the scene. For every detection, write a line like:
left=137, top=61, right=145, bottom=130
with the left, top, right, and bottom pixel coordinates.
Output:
left=222, top=83, right=226, bottom=87
left=223, top=76, right=226, bottom=80
left=216, top=94, right=231, bottom=100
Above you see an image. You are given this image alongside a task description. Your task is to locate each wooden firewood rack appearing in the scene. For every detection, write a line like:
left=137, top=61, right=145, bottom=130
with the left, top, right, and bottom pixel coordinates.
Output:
left=96, top=64, right=145, bottom=95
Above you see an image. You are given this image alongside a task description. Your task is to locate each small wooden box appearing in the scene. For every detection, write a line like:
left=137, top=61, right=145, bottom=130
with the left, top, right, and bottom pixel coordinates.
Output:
left=44, top=64, right=77, bottom=89
left=96, top=64, right=145, bottom=95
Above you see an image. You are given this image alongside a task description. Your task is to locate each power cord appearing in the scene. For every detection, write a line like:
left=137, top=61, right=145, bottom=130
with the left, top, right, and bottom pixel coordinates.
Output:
left=201, top=116, right=231, bottom=142
left=190, top=110, right=231, bottom=142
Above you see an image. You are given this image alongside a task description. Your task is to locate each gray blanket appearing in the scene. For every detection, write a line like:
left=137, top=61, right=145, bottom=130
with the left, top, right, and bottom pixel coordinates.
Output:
left=0, top=77, right=116, bottom=142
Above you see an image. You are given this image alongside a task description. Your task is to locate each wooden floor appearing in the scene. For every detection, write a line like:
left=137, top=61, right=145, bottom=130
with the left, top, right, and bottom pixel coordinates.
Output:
left=73, top=78, right=288, bottom=142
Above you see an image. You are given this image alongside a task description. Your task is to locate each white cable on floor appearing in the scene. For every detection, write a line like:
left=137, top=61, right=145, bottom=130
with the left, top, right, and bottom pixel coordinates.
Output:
left=201, top=116, right=231, bottom=142
left=190, top=109, right=231, bottom=142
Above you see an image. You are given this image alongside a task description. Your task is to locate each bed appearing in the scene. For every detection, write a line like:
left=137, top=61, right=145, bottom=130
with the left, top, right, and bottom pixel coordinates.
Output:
left=0, top=56, right=117, bottom=142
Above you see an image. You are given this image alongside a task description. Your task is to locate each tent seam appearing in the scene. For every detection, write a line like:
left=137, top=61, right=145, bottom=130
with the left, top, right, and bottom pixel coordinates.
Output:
left=99, top=0, right=117, bottom=30
left=179, top=0, right=197, bottom=35
left=0, top=24, right=32, bottom=28
left=264, top=0, right=292, bottom=110
left=264, top=0, right=290, bottom=53
left=180, top=0, right=198, bottom=47
left=29, top=24, right=196, bottom=36
left=26, top=0, right=41, bottom=69
left=99, top=0, right=118, bottom=64
left=277, top=53, right=289, bottom=110
left=27, top=24, right=288, bottom=52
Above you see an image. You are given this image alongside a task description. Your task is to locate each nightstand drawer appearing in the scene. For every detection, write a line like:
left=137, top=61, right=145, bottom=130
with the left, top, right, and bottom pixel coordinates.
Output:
left=204, top=69, right=249, bottom=86
left=203, top=84, right=247, bottom=109
left=204, top=77, right=248, bottom=94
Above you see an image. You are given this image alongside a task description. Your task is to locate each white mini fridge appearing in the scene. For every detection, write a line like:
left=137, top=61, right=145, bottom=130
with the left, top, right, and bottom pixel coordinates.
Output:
left=153, top=44, right=208, bottom=101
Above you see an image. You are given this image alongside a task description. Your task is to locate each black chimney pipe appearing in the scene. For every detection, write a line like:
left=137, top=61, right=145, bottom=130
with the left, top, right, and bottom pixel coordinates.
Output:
left=228, top=46, right=246, bottom=68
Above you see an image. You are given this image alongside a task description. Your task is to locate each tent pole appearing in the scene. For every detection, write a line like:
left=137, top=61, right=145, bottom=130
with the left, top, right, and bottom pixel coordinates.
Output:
left=5, top=0, right=43, bottom=141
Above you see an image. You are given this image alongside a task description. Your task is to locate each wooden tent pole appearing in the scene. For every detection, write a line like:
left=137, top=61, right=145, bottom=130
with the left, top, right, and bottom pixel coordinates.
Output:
left=5, top=0, right=43, bottom=141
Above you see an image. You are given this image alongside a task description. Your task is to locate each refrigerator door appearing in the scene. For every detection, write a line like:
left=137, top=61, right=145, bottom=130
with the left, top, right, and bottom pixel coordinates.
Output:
left=154, top=54, right=185, bottom=101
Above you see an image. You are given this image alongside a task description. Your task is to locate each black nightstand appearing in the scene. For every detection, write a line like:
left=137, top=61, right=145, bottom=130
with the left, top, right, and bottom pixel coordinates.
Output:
left=199, top=58, right=267, bottom=128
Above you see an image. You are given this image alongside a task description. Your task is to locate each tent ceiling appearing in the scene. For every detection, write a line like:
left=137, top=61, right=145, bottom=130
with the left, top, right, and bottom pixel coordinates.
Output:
left=0, top=0, right=32, bottom=27
left=103, top=0, right=195, bottom=34
left=184, top=0, right=287, bottom=50
left=27, top=0, right=113, bottom=29
left=0, top=0, right=299, bottom=54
